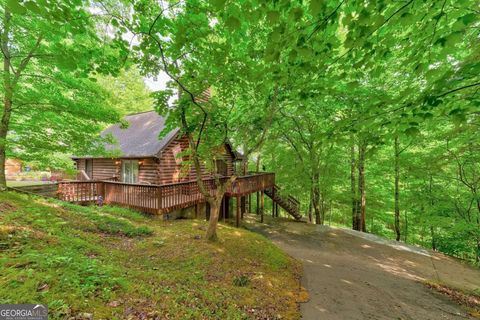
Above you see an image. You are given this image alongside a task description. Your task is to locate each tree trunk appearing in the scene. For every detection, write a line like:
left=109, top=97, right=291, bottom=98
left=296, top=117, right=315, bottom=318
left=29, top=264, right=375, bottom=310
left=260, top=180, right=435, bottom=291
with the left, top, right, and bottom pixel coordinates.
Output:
left=260, top=190, right=264, bottom=223
left=0, top=10, right=12, bottom=191
left=312, top=173, right=322, bottom=224
left=241, top=196, right=246, bottom=218
left=429, top=175, right=436, bottom=250
left=350, top=142, right=357, bottom=229
left=180, top=108, right=235, bottom=241
left=476, top=238, right=480, bottom=265
left=319, top=194, right=326, bottom=225
left=205, top=197, right=222, bottom=241
left=358, top=142, right=366, bottom=232
left=394, top=135, right=401, bottom=241
left=476, top=200, right=480, bottom=264
left=430, top=226, right=436, bottom=251
left=308, top=190, right=313, bottom=223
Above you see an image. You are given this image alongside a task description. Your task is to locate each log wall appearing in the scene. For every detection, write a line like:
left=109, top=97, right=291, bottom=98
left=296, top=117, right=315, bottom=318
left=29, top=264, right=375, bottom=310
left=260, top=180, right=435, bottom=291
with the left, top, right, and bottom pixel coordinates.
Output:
left=73, top=139, right=235, bottom=185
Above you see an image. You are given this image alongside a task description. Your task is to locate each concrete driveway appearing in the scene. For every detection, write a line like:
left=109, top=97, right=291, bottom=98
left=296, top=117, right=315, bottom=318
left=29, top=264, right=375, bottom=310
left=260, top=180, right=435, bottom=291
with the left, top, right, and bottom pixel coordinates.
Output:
left=244, top=216, right=480, bottom=320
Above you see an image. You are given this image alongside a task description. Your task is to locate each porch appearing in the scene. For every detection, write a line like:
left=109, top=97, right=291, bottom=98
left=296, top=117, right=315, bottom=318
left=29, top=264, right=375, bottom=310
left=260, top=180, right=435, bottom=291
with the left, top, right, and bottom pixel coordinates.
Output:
left=57, top=173, right=275, bottom=219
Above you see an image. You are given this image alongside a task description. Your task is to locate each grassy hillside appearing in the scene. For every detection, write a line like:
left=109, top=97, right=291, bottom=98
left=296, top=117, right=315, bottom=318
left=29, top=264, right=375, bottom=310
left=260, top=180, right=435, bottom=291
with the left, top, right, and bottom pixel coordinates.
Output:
left=0, top=192, right=304, bottom=319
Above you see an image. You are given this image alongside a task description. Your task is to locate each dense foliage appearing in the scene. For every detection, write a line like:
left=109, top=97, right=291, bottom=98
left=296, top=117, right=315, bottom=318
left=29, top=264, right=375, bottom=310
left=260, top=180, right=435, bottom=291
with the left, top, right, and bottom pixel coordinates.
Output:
left=105, top=0, right=478, bottom=260
left=0, top=0, right=129, bottom=181
left=1, top=1, right=478, bottom=260
left=96, top=66, right=154, bottom=116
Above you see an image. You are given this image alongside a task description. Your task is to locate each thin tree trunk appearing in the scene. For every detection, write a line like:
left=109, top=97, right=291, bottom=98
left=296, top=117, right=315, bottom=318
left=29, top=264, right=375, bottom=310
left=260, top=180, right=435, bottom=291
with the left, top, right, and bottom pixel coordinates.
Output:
left=0, top=10, right=12, bottom=191
left=394, top=135, right=401, bottom=241
left=358, top=142, right=366, bottom=232
left=476, top=199, right=480, bottom=264
left=430, top=226, right=436, bottom=251
left=429, top=175, right=436, bottom=250
left=476, top=238, right=480, bottom=265
left=351, top=142, right=357, bottom=229
left=308, top=189, right=313, bottom=223
left=312, top=173, right=321, bottom=224
left=1, top=11, right=41, bottom=191
left=328, top=200, right=333, bottom=225
left=319, top=195, right=326, bottom=225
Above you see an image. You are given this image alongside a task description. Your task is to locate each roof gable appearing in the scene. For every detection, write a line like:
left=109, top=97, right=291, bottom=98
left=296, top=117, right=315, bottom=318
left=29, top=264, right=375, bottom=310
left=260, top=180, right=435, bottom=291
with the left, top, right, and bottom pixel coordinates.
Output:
left=102, top=111, right=179, bottom=158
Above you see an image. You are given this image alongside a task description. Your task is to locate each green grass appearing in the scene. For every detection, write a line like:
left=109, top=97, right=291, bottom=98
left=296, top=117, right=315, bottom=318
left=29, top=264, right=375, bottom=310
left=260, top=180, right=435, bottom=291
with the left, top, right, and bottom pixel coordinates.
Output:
left=0, top=192, right=302, bottom=319
left=6, top=180, right=51, bottom=187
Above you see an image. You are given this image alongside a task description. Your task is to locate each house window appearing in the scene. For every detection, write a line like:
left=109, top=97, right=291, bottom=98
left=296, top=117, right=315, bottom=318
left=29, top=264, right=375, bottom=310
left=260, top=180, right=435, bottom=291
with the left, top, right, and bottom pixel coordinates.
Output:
left=122, top=160, right=139, bottom=183
left=216, top=159, right=228, bottom=176
left=172, top=144, right=182, bottom=165
left=85, top=159, right=93, bottom=180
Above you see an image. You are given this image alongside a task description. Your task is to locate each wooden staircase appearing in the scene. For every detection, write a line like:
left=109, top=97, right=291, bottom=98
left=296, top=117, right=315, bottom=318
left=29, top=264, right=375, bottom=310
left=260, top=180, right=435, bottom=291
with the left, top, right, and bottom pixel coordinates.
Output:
left=264, top=185, right=302, bottom=221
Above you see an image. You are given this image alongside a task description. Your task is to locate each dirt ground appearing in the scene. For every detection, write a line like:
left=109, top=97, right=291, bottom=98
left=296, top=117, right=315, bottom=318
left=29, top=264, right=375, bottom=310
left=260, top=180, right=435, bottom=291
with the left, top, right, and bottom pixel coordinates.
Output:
left=244, top=216, right=480, bottom=320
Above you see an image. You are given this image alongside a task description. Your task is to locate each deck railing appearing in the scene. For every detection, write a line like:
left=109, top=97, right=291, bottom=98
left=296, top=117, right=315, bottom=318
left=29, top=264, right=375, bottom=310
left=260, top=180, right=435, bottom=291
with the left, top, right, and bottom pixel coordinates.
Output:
left=57, top=173, right=274, bottom=214
left=227, top=173, right=275, bottom=196
left=57, top=181, right=102, bottom=203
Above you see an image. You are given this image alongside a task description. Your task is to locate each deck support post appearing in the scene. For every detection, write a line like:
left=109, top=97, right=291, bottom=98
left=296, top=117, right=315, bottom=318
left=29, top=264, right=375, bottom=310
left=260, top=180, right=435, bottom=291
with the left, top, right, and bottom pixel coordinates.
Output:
left=236, top=196, right=240, bottom=227
left=256, top=191, right=260, bottom=215
left=206, top=202, right=210, bottom=221
left=195, top=203, right=199, bottom=219
left=275, top=203, right=279, bottom=217
left=157, top=187, right=162, bottom=215
left=225, top=196, right=230, bottom=219
left=260, top=191, right=264, bottom=223
left=241, top=196, right=246, bottom=219
left=272, top=187, right=275, bottom=217
left=248, top=194, right=252, bottom=213
left=222, top=197, right=226, bottom=222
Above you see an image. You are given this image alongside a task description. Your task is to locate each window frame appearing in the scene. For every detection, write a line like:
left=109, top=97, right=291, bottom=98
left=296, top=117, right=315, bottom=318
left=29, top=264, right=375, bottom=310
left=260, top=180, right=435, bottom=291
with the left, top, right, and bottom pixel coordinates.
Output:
left=121, top=160, right=139, bottom=183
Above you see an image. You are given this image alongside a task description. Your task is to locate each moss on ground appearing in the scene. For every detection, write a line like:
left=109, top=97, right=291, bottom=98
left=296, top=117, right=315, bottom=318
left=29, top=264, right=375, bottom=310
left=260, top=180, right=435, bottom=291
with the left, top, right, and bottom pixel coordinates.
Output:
left=0, top=192, right=303, bottom=319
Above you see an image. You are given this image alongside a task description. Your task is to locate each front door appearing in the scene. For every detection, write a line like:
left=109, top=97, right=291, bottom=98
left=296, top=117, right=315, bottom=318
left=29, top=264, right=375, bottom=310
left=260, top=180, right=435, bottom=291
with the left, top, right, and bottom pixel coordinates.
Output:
left=122, top=160, right=139, bottom=183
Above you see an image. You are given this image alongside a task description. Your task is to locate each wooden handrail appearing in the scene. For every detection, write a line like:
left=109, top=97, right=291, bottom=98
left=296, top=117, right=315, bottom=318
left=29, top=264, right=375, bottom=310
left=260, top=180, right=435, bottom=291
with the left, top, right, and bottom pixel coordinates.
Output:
left=57, top=180, right=100, bottom=184
left=57, top=173, right=275, bottom=214
left=289, top=195, right=300, bottom=205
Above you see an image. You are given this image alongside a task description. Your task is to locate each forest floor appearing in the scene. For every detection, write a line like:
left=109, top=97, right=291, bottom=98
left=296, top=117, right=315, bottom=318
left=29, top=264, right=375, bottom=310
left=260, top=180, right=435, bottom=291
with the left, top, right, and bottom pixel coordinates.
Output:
left=244, top=215, right=480, bottom=320
left=0, top=192, right=305, bottom=319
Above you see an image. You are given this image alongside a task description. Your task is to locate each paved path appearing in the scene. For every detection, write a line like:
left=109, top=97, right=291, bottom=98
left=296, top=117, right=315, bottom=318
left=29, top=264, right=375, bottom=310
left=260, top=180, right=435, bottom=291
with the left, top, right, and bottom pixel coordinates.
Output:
left=244, top=217, right=480, bottom=320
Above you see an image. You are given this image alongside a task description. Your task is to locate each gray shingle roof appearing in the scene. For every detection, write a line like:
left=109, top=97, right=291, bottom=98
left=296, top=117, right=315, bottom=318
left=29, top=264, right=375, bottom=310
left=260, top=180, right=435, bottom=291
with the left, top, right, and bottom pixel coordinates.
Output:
left=101, top=111, right=179, bottom=158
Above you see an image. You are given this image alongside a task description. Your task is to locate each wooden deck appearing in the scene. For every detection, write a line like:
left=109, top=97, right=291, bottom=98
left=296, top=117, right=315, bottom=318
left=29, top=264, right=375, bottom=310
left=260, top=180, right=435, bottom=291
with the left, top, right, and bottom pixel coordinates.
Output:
left=57, top=173, right=275, bottom=214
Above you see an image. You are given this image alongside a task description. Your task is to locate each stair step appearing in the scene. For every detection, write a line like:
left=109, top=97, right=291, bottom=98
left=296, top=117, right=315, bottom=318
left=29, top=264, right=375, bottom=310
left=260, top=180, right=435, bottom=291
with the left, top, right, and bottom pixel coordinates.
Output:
left=264, top=187, right=302, bottom=221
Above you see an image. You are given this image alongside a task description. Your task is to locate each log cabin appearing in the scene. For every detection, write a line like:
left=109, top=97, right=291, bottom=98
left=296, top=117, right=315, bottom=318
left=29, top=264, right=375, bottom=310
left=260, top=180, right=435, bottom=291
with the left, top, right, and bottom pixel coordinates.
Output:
left=72, top=111, right=241, bottom=184
left=60, top=111, right=301, bottom=223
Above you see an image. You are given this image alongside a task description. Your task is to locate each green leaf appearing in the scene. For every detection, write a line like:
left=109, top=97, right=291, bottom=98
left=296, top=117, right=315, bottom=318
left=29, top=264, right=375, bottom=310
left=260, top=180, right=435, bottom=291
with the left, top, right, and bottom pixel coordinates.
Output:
left=210, top=0, right=226, bottom=11
left=266, top=10, right=280, bottom=23
left=309, top=0, right=323, bottom=16
left=404, top=127, right=420, bottom=136
left=461, top=13, right=476, bottom=25
left=225, top=16, right=241, bottom=30
left=290, top=7, right=304, bottom=21
left=6, top=0, right=27, bottom=14
left=24, top=1, right=43, bottom=15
